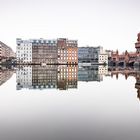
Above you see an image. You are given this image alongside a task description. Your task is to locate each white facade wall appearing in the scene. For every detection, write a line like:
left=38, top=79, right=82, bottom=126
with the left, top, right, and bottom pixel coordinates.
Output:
left=16, top=39, right=32, bottom=63
left=98, top=54, right=108, bottom=64
left=16, top=66, right=32, bottom=90
left=98, top=65, right=108, bottom=75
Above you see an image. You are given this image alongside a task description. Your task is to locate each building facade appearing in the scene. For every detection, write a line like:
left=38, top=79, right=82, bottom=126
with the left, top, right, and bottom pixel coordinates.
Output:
left=57, top=38, right=78, bottom=64
left=135, top=32, right=140, bottom=65
left=16, top=39, right=32, bottom=64
left=135, top=32, right=140, bottom=53
left=31, top=39, right=57, bottom=64
left=0, top=41, right=15, bottom=62
left=98, top=54, right=108, bottom=64
left=16, top=38, right=78, bottom=65
left=78, top=46, right=103, bottom=63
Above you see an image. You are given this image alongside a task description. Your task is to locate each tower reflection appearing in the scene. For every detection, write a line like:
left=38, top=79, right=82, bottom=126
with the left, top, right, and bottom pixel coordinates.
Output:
left=109, top=66, right=140, bottom=101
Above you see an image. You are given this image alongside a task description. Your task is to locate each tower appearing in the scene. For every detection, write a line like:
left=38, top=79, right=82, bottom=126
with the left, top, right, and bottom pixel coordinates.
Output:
left=135, top=32, right=140, bottom=53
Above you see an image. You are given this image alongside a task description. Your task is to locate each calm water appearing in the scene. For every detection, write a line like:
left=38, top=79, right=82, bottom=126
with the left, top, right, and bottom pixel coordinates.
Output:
left=0, top=65, right=140, bottom=140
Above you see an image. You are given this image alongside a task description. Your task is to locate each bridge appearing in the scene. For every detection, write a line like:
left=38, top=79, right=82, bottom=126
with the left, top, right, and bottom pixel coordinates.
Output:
left=111, top=50, right=137, bottom=66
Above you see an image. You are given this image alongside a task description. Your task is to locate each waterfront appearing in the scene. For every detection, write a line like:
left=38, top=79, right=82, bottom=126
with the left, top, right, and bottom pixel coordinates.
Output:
left=0, top=66, right=140, bottom=140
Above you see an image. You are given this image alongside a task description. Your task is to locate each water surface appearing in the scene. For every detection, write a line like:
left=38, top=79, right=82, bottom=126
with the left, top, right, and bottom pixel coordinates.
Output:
left=0, top=66, right=140, bottom=140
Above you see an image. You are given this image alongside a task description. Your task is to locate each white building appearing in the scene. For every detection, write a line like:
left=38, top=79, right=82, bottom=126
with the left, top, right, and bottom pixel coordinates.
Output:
left=98, top=65, right=108, bottom=75
left=16, top=66, right=32, bottom=90
left=98, top=54, right=108, bottom=64
left=16, top=38, right=32, bottom=63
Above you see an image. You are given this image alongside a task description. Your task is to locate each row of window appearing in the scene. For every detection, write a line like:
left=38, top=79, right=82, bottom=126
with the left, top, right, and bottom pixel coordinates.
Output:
left=58, top=75, right=77, bottom=78
left=17, top=46, right=32, bottom=49
left=58, top=50, right=77, bottom=53
left=58, top=57, right=77, bottom=59
left=17, top=51, right=32, bottom=54
left=31, top=40, right=57, bottom=44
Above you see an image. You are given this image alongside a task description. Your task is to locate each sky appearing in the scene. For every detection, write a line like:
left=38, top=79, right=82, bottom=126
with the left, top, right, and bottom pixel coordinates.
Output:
left=0, top=0, right=140, bottom=53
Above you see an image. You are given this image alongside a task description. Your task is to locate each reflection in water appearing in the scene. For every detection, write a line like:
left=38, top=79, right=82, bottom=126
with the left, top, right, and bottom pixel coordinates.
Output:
left=109, top=67, right=140, bottom=101
left=57, top=65, right=78, bottom=90
left=16, top=65, right=78, bottom=90
left=78, top=66, right=103, bottom=82
left=16, top=65, right=109, bottom=90
left=0, top=66, right=14, bottom=86
left=135, top=72, right=140, bottom=100
left=0, top=65, right=140, bottom=140
left=1, top=65, right=140, bottom=99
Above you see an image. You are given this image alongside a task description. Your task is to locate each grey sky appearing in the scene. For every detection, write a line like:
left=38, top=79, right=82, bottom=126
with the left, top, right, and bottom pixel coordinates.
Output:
left=0, top=0, right=140, bottom=52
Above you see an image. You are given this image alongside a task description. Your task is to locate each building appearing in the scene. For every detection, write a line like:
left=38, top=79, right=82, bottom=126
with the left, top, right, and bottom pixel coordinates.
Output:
left=78, top=46, right=103, bottom=63
left=31, top=39, right=57, bottom=64
left=16, top=39, right=32, bottom=64
left=111, top=50, right=137, bottom=66
left=17, top=38, right=57, bottom=64
left=57, top=38, right=78, bottom=65
left=135, top=32, right=140, bottom=65
left=16, top=38, right=78, bottom=65
left=104, top=50, right=112, bottom=58
left=135, top=32, right=140, bottom=53
left=98, top=54, right=108, bottom=64
left=0, top=41, right=15, bottom=62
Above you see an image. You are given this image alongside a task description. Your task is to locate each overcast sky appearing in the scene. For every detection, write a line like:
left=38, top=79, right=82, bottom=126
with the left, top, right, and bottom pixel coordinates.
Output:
left=0, top=0, right=140, bottom=52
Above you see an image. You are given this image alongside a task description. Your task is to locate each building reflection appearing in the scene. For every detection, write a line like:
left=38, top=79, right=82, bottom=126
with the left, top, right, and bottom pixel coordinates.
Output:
left=0, top=66, right=14, bottom=86
left=16, top=65, right=78, bottom=90
left=78, top=66, right=103, bottom=82
left=16, top=65, right=108, bottom=90
left=32, top=65, right=58, bottom=89
left=2, top=64, right=140, bottom=102
left=109, top=67, right=140, bottom=101
left=135, top=71, right=140, bottom=101
left=57, top=65, right=78, bottom=90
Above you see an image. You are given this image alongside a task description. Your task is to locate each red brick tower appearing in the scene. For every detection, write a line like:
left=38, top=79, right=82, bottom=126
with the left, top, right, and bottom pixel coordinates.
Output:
left=135, top=32, right=140, bottom=53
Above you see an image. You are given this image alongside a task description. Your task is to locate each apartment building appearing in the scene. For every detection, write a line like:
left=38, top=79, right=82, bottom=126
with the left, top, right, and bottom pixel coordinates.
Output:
left=78, top=46, right=103, bottom=63
left=16, top=38, right=77, bottom=65
left=98, top=54, right=108, bottom=64
left=31, top=39, right=57, bottom=64
left=57, top=38, right=78, bottom=64
left=0, top=41, right=15, bottom=61
left=16, top=39, right=32, bottom=64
